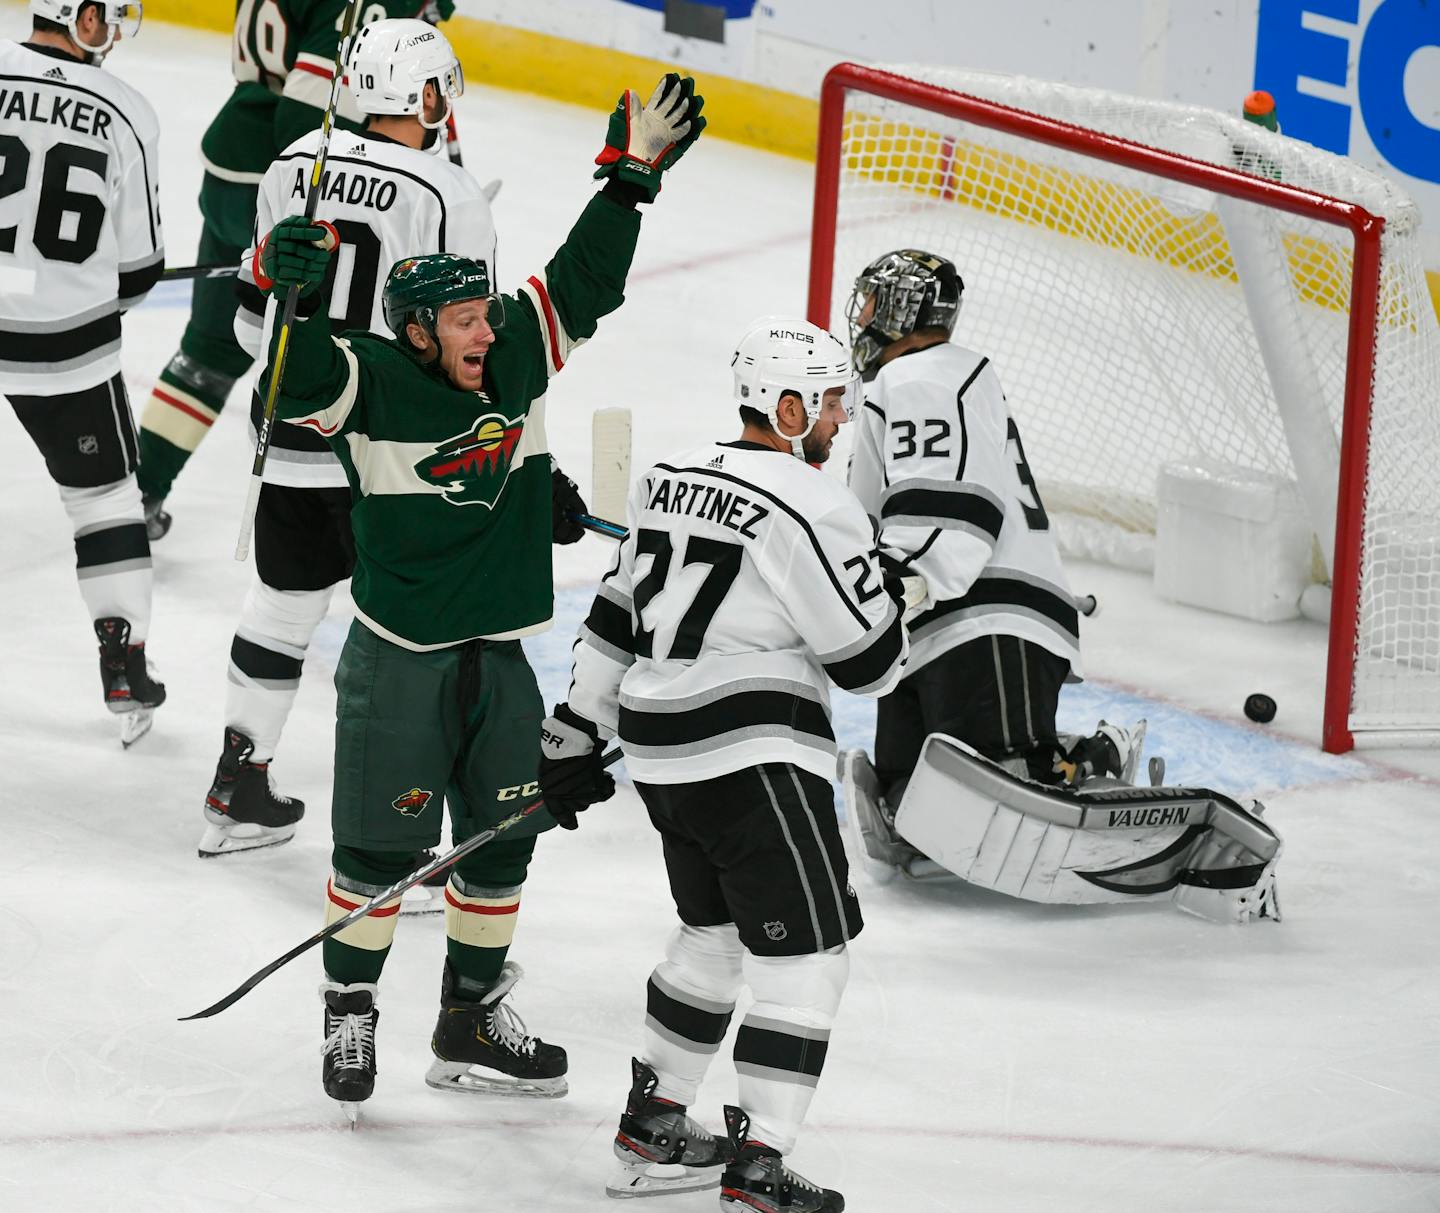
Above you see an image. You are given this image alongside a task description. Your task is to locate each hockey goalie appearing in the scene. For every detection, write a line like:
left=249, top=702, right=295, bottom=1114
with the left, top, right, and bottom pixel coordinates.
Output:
left=842, top=735, right=1282, bottom=924
left=838, top=247, right=1280, bottom=925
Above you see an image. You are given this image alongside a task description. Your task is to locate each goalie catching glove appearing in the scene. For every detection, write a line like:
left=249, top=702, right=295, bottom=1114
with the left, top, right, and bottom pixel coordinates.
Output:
left=254, top=217, right=339, bottom=297
left=593, top=73, right=706, bottom=202
left=539, top=705, right=616, bottom=829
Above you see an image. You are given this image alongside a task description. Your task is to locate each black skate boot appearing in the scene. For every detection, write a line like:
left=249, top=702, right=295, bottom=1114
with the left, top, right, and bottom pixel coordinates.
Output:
left=141, top=494, right=172, bottom=542
left=426, top=960, right=568, bottom=1097
left=95, top=617, right=166, bottom=748
left=398, top=848, right=451, bottom=916
left=198, top=728, right=305, bottom=858
left=320, top=981, right=378, bottom=1125
left=720, top=1106, right=843, bottom=1213
left=607, top=1056, right=726, bottom=1198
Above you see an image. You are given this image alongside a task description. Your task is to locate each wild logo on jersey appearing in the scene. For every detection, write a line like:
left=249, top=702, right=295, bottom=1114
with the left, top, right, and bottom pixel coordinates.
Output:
left=414, top=413, right=524, bottom=508
left=391, top=787, right=433, bottom=817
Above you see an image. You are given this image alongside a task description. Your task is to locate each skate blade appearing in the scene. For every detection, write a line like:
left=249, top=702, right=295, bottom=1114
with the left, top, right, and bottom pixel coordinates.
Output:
left=118, top=707, right=155, bottom=748
left=197, top=819, right=298, bottom=858
left=398, top=885, right=443, bottom=916
left=341, top=1101, right=362, bottom=1128
left=606, top=1159, right=721, bottom=1199
left=424, top=1059, right=567, bottom=1099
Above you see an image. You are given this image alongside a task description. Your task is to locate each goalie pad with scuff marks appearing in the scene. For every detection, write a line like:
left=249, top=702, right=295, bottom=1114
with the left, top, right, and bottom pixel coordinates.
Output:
left=892, top=733, right=1282, bottom=923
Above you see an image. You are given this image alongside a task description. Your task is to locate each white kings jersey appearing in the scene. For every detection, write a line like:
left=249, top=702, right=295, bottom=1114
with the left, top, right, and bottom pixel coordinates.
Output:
left=235, top=126, right=497, bottom=488
left=568, top=441, right=909, bottom=785
left=0, top=43, right=163, bottom=395
left=848, top=341, right=1082, bottom=677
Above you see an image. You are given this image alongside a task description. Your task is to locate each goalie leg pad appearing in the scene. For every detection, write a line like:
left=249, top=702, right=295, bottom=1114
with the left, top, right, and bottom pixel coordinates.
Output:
left=894, top=733, right=1282, bottom=920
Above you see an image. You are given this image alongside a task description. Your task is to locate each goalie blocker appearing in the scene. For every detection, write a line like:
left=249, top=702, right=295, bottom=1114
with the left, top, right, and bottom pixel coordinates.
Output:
left=854, top=734, right=1282, bottom=924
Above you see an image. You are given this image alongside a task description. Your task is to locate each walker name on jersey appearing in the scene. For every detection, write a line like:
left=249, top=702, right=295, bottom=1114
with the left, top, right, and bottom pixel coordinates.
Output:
left=646, top=476, right=770, bottom=539
left=0, top=88, right=113, bottom=140
left=289, top=166, right=398, bottom=211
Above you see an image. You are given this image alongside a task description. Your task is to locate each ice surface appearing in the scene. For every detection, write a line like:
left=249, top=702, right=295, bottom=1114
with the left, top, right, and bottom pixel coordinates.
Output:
left=0, top=20, right=1437, bottom=1213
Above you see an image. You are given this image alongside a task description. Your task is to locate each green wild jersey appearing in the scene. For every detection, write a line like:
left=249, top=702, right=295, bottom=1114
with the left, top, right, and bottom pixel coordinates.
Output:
left=268, top=189, right=642, bottom=651
left=201, top=0, right=428, bottom=183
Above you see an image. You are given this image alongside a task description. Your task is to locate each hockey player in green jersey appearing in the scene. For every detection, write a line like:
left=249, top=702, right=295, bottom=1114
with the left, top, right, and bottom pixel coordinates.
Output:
left=134, top=0, right=450, bottom=539
left=251, top=74, right=705, bottom=1116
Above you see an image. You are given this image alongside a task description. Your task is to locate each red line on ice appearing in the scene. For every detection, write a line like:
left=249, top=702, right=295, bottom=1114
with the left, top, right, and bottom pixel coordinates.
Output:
left=5, top=1115, right=1437, bottom=1176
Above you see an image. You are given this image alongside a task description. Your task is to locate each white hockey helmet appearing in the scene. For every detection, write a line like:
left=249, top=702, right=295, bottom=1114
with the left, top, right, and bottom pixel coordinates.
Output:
left=347, top=18, right=463, bottom=130
left=732, top=316, right=860, bottom=458
left=30, top=0, right=141, bottom=56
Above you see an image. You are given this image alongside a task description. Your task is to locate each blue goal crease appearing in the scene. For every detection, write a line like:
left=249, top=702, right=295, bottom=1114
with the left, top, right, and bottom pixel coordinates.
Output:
left=315, top=533, right=1370, bottom=801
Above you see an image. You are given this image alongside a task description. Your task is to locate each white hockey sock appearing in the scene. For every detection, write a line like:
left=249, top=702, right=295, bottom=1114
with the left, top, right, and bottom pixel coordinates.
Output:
left=734, top=945, right=849, bottom=1155
left=225, top=580, right=334, bottom=762
left=59, top=477, right=152, bottom=642
left=642, top=923, right=743, bottom=1107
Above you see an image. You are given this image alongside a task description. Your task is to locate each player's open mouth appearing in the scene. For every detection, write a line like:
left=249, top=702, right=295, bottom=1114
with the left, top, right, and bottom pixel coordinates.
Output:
left=463, top=354, right=484, bottom=371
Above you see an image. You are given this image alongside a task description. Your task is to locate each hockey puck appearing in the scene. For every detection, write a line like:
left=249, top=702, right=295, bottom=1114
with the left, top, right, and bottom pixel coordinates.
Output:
left=1244, top=693, right=1277, bottom=723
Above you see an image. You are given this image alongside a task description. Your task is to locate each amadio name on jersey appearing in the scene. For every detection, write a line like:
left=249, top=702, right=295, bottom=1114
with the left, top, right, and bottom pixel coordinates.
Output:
left=0, top=88, right=113, bottom=140
left=290, top=167, right=398, bottom=212
left=646, top=476, right=769, bottom=538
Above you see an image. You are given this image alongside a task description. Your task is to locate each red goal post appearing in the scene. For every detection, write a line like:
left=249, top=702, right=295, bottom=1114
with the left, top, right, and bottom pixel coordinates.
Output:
left=806, top=62, right=1440, bottom=755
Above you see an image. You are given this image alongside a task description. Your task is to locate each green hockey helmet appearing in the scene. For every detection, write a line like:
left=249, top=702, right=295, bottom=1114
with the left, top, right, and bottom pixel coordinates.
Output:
left=382, top=253, right=503, bottom=344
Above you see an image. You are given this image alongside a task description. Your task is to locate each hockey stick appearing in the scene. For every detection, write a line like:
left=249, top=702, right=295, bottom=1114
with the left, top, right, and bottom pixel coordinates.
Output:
left=233, top=0, right=367, bottom=563
left=180, top=748, right=623, bottom=1022
left=162, top=263, right=239, bottom=282
left=573, top=512, right=628, bottom=540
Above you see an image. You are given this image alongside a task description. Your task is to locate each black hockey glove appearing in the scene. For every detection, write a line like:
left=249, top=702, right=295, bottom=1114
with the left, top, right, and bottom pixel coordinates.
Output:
left=539, top=704, right=616, bottom=829
left=593, top=73, right=706, bottom=202
left=551, top=458, right=587, bottom=546
left=877, top=550, right=930, bottom=613
left=257, top=217, right=337, bottom=298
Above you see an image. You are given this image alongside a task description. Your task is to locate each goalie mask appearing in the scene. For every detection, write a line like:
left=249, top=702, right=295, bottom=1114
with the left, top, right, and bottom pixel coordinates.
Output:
left=732, top=317, right=860, bottom=460
left=31, top=0, right=141, bottom=57
left=347, top=18, right=463, bottom=130
left=846, top=249, right=963, bottom=378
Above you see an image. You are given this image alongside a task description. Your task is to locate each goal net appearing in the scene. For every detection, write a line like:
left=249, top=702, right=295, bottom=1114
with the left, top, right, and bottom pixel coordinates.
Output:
left=808, top=64, right=1440, bottom=753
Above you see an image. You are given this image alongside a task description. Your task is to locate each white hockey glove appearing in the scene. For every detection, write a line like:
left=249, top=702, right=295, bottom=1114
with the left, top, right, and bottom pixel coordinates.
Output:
left=539, top=705, right=615, bottom=830
left=879, top=551, right=931, bottom=615
left=593, top=73, right=706, bottom=201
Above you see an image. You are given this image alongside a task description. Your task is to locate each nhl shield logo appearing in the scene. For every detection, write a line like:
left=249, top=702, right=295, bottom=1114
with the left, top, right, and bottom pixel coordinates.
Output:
left=391, top=787, right=433, bottom=818
left=762, top=920, right=788, bottom=942
left=414, top=413, right=524, bottom=508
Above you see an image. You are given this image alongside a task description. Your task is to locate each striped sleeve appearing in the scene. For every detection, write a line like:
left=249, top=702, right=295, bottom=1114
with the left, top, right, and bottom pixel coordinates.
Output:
left=774, top=495, right=908, bottom=700
left=517, top=270, right=580, bottom=380
left=114, top=95, right=162, bottom=310
left=271, top=319, right=363, bottom=438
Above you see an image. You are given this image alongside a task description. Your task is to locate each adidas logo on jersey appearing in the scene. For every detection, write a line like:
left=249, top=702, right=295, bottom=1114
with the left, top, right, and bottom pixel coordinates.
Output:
left=43, top=66, right=66, bottom=80
left=706, top=454, right=724, bottom=469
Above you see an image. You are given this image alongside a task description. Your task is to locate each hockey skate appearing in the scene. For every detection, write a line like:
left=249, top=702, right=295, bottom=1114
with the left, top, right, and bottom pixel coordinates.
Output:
left=606, top=1057, right=726, bottom=1199
left=198, top=728, right=304, bottom=857
left=426, top=960, right=568, bottom=1098
left=95, top=617, right=166, bottom=748
left=1062, top=719, right=1148, bottom=786
left=838, top=749, right=918, bottom=884
left=141, top=494, right=172, bottom=542
left=399, top=848, right=450, bottom=916
left=719, top=1106, right=843, bottom=1213
left=320, top=981, right=379, bottom=1126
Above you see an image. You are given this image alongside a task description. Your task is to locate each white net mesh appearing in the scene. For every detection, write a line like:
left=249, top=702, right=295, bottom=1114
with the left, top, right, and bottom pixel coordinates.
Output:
left=822, top=66, right=1440, bottom=738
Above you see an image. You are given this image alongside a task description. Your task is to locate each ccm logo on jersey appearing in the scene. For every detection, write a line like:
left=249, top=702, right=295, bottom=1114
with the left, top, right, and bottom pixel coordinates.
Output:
left=646, top=477, right=769, bottom=538
left=497, top=782, right=540, bottom=801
